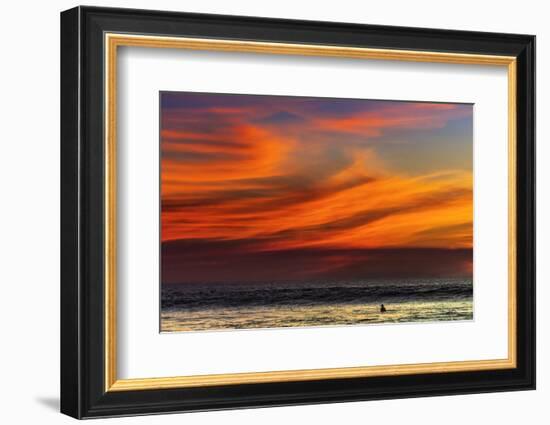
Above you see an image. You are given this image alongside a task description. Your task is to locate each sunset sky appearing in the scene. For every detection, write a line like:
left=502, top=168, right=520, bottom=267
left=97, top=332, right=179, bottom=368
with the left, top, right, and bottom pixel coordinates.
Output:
left=160, top=92, right=473, bottom=284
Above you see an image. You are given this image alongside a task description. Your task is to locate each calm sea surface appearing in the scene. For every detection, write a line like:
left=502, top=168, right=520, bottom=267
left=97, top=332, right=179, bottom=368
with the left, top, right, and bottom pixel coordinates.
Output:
left=161, top=278, right=473, bottom=332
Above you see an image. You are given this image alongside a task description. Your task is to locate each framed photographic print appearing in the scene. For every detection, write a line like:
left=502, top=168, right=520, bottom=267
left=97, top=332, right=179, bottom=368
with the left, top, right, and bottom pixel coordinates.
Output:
left=60, top=6, right=535, bottom=419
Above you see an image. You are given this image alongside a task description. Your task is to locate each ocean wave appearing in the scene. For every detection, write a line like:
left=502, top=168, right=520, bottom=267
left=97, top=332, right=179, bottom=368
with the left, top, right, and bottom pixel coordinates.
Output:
left=161, top=278, right=473, bottom=310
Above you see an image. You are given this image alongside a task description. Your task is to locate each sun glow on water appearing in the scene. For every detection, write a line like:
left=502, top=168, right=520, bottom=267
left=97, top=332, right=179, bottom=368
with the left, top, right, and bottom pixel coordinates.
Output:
left=161, top=299, right=473, bottom=332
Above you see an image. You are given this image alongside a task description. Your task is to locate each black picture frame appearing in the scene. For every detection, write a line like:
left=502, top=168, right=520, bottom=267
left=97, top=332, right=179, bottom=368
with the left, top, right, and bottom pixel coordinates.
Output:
left=61, top=5, right=535, bottom=419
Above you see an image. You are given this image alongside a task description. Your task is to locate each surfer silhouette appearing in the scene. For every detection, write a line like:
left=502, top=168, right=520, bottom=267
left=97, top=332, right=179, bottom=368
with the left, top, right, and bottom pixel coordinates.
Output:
left=380, top=304, right=387, bottom=313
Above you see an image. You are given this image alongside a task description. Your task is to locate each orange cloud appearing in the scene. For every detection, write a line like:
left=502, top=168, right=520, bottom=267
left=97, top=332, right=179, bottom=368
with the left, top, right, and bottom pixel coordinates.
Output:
left=160, top=94, right=473, bottom=263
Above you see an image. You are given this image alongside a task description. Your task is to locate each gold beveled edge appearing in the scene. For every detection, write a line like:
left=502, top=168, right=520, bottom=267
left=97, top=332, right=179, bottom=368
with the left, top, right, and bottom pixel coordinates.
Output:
left=107, top=33, right=516, bottom=65
left=507, top=59, right=517, bottom=368
left=104, top=32, right=518, bottom=392
left=104, top=33, right=118, bottom=390
left=110, top=358, right=515, bottom=391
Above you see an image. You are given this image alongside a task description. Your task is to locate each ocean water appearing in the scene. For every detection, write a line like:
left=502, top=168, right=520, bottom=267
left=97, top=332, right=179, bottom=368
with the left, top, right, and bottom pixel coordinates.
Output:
left=161, top=278, right=473, bottom=332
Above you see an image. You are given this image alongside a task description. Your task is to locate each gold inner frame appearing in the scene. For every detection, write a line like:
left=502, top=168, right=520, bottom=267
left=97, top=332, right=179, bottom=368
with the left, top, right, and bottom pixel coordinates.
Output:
left=104, top=33, right=517, bottom=392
